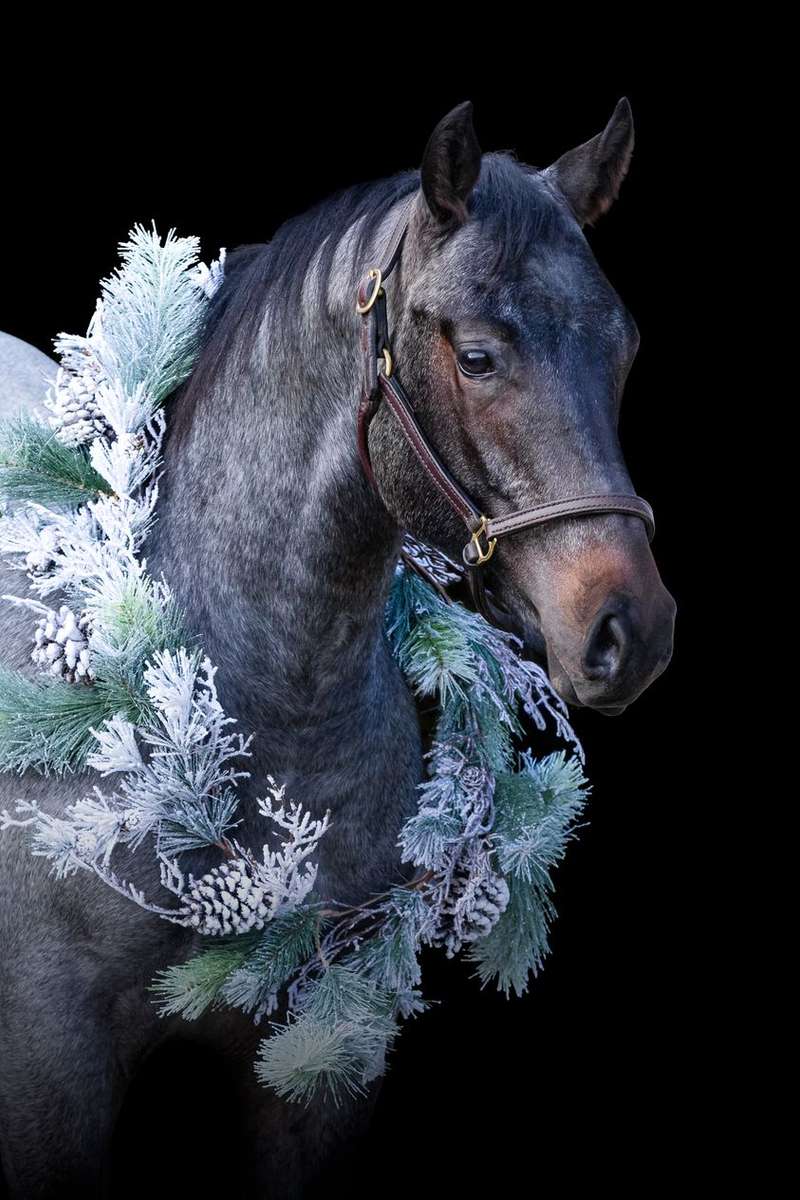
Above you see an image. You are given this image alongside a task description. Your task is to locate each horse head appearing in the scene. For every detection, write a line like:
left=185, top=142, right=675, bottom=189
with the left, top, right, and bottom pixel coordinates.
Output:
left=368, top=99, right=676, bottom=714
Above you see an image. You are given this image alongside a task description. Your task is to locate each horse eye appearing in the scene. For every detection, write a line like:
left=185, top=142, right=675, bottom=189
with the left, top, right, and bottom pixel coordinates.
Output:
left=457, top=348, right=495, bottom=378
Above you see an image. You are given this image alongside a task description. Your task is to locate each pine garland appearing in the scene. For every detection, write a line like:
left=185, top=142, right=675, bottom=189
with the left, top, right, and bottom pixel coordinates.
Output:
left=0, top=224, right=591, bottom=1107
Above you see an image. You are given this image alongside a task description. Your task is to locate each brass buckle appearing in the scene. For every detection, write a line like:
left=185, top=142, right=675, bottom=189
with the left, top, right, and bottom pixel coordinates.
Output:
left=356, top=268, right=383, bottom=314
left=469, top=516, right=497, bottom=565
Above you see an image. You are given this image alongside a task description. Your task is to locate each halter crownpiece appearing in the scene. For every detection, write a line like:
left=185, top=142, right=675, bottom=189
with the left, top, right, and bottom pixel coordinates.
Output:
left=355, top=192, right=655, bottom=629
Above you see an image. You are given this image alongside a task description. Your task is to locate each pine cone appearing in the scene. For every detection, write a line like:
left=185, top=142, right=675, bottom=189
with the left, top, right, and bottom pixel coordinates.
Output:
left=47, top=370, right=111, bottom=447
left=178, top=859, right=272, bottom=936
left=31, top=605, right=94, bottom=683
left=429, top=853, right=510, bottom=959
left=24, top=525, right=62, bottom=577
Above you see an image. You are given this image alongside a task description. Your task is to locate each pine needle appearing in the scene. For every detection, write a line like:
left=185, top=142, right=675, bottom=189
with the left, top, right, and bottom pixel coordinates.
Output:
left=96, top=223, right=206, bottom=404
left=220, top=907, right=321, bottom=1016
left=0, top=665, right=119, bottom=774
left=151, top=934, right=261, bottom=1020
left=0, top=415, right=112, bottom=508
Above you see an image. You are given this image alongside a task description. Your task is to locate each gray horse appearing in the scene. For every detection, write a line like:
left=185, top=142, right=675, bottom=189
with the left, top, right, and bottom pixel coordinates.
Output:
left=0, top=100, right=676, bottom=1197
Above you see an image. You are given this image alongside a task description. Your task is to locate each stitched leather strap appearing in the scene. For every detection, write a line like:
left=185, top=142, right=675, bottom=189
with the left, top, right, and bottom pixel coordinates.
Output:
left=464, top=494, right=655, bottom=561
left=356, top=197, right=417, bottom=490
left=357, top=195, right=486, bottom=536
left=377, top=373, right=483, bottom=532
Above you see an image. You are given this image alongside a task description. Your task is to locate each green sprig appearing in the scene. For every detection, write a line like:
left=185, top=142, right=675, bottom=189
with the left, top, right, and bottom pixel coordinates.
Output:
left=150, top=933, right=262, bottom=1020
left=0, top=415, right=112, bottom=509
left=0, top=666, right=120, bottom=774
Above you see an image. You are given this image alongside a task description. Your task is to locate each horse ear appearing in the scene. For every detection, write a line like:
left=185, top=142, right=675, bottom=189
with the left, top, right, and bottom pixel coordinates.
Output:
left=543, top=97, right=635, bottom=228
left=420, top=101, right=482, bottom=227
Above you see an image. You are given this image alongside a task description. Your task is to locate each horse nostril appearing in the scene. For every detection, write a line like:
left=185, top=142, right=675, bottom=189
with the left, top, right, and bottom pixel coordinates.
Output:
left=582, top=607, right=630, bottom=682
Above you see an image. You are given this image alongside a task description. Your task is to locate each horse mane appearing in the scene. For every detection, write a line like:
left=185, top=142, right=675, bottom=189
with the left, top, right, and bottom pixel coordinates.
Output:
left=180, top=169, right=417, bottom=405
left=181, top=152, right=563, bottom=406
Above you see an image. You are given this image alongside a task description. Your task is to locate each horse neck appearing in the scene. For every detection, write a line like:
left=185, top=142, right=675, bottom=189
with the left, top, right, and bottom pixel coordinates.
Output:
left=149, top=201, right=409, bottom=752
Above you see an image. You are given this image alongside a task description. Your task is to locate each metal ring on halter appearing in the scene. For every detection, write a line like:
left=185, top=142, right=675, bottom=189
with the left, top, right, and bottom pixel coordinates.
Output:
left=465, top=516, right=497, bottom=566
left=356, top=269, right=383, bottom=314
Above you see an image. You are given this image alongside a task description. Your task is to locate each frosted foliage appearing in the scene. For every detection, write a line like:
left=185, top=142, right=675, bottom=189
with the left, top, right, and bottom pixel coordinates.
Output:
left=0, top=676, right=327, bottom=934
left=31, top=604, right=93, bottom=683
left=45, top=362, right=110, bottom=448
left=0, top=224, right=214, bottom=679
left=427, top=838, right=510, bottom=957
left=178, top=785, right=331, bottom=936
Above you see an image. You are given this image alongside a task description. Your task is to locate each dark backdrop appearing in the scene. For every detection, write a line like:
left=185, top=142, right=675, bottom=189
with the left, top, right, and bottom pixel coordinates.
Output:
left=1, top=56, right=727, bottom=1199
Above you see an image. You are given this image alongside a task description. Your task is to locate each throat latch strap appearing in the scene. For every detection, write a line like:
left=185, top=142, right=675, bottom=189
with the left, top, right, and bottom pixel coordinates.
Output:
left=355, top=193, right=656, bottom=630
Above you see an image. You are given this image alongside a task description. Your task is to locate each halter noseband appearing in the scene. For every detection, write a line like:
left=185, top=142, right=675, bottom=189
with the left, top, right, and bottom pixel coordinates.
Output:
left=356, top=193, right=655, bottom=630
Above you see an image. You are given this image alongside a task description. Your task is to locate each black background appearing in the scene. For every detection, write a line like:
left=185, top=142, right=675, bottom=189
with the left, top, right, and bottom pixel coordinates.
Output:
left=1, top=49, right=733, bottom=1199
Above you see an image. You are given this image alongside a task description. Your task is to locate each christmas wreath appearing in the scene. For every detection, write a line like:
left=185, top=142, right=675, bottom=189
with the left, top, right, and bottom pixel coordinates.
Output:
left=0, top=226, right=589, bottom=1105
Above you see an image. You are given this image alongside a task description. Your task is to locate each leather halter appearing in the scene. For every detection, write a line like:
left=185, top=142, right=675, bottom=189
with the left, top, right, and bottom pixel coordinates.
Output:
left=356, top=193, right=655, bottom=630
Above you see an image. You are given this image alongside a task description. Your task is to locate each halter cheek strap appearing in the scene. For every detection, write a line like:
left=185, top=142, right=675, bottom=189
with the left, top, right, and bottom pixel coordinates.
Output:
left=356, top=193, right=656, bottom=630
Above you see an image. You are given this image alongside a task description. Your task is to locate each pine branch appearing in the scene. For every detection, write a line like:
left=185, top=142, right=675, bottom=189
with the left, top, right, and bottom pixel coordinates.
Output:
left=0, top=415, right=112, bottom=508
left=157, top=788, right=241, bottom=857
left=398, top=807, right=463, bottom=871
left=92, top=576, right=187, bottom=655
left=466, top=873, right=554, bottom=998
left=95, top=223, right=207, bottom=404
left=220, top=907, right=321, bottom=1018
left=304, top=964, right=395, bottom=1027
left=466, top=752, right=590, bottom=997
left=255, top=966, right=398, bottom=1105
left=89, top=580, right=192, bottom=730
left=344, top=888, right=428, bottom=994
left=491, top=751, right=590, bottom=884
left=255, top=1017, right=370, bottom=1106
left=150, top=933, right=262, bottom=1020
left=0, top=665, right=118, bottom=774
left=403, top=615, right=479, bottom=704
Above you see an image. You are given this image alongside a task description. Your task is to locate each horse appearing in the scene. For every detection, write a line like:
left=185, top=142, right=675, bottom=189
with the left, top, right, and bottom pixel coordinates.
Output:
left=0, top=98, right=676, bottom=1197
